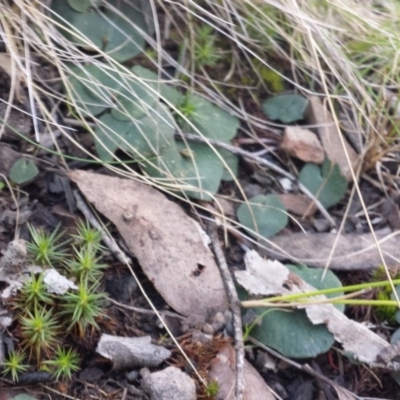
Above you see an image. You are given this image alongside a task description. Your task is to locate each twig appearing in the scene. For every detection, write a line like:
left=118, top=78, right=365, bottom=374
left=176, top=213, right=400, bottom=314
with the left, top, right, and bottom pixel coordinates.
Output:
left=107, top=297, right=185, bottom=319
left=248, top=337, right=361, bottom=400
left=176, top=132, right=336, bottom=228
left=73, top=190, right=131, bottom=265
left=207, top=222, right=245, bottom=400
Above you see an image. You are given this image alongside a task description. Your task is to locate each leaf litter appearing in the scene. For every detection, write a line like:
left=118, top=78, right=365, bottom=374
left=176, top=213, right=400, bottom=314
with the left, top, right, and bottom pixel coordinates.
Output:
left=68, top=169, right=229, bottom=318
left=238, top=250, right=400, bottom=370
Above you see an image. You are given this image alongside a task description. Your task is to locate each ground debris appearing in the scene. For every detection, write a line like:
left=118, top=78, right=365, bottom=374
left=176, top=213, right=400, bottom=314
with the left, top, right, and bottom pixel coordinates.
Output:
left=258, top=231, right=400, bottom=270
left=280, top=126, right=324, bottom=164
left=306, top=96, right=359, bottom=180
left=142, top=366, right=196, bottom=400
left=68, top=170, right=229, bottom=317
left=238, top=250, right=400, bottom=370
left=209, top=344, right=275, bottom=400
left=96, top=334, right=171, bottom=370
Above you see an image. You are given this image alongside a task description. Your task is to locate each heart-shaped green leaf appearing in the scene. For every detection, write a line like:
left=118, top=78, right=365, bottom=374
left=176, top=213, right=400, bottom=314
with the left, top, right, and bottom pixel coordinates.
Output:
left=262, top=93, right=309, bottom=123
left=67, top=0, right=102, bottom=13
left=299, top=159, right=347, bottom=209
left=143, top=142, right=224, bottom=201
left=95, top=103, right=175, bottom=162
left=9, top=159, right=39, bottom=184
left=178, top=94, right=239, bottom=142
left=237, top=194, right=288, bottom=239
left=131, top=66, right=185, bottom=106
left=52, top=0, right=151, bottom=62
left=246, top=264, right=343, bottom=358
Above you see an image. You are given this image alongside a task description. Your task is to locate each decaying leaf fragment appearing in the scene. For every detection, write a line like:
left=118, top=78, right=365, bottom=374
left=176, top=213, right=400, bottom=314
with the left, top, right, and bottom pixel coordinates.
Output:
left=237, top=250, right=400, bottom=369
left=68, top=170, right=228, bottom=317
left=258, top=231, right=400, bottom=270
left=209, top=344, right=275, bottom=400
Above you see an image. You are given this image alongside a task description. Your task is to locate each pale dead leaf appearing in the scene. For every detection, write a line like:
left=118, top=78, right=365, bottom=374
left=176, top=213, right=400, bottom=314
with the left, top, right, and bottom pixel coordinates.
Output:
left=68, top=170, right=228, bottom=317
left=258, top=231, right=400, bottom=270
left=238, top=250, right=399, bottom=369
left=278, top=193, right=317, bottom=217
left=280, top=126, right=324, bottom=164
left=306, top=96, right=359, bottom=180
left=209, top=344, right=275, bottom=400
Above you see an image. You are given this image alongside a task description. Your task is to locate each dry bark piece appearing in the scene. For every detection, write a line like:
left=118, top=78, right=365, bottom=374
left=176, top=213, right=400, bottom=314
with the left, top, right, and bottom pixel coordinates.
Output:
left=96, top=334, right=171, bottom=370
left=306, top=96, right=359, bottom=180
left=239, top=250, right=400, bottom=370
left=68, top=170, right=229, bottom=317
left=258, top=231, right=400, bottom=270
left=209, top=344, right=275, bottom=400
left=280, top=126, right=324, bottom=164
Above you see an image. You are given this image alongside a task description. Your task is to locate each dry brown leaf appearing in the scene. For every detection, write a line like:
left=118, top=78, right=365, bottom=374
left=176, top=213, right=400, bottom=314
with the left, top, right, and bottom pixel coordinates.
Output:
left=278, top=193, right=317, bottom=217
left=306, top=96, right=359, bottom=180
left=238, top=251, right=400, bottom=370
left=68, top=170, right=228, bottom=317
left=280, top=126, right=324, bottom=164
left=258, top=231, right=400, bottom=270
left=209, top=344, right=275, bottom=400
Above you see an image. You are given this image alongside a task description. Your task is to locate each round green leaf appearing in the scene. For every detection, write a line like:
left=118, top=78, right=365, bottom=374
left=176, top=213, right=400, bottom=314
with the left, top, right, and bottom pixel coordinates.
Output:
left=95, top=103, right=175, bottom=162
left=262, top=93, right=309, bottom=123
left=237, top=194, right=288, bottom=239
left=9, top=159, right=39, bottom=184
left=67, top=0, right=101, bottom=13
left=132, top=66, right=185, bottom=106
left=143, top=142, right=224, bottom=201
left=249, top=264, right=343, bottom=358
left=299, top=159, right=347, bottom=209
left=252, top=309, right=334, bottom=358
left=179, top=94, right=239, bottom=142
left=51, top=0, right=150, bottom=62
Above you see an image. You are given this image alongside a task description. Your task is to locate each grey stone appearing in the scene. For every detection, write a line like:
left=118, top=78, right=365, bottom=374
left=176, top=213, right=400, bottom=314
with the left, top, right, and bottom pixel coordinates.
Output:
left=142, top=366, right=196, bottom=400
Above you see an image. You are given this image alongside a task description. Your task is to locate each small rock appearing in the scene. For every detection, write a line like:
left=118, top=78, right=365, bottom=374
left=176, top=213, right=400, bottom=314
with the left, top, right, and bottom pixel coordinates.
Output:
left=280, top=126, right=324, bottom=164
left=96, top=334, right=171, bottom=370
left=211, top=311, right=225, bottom=332
left=202, top=323, right=214, bottom=335
left=142, top=366, right=196, bottom=400
left=126, top=369, right=140, bottom=382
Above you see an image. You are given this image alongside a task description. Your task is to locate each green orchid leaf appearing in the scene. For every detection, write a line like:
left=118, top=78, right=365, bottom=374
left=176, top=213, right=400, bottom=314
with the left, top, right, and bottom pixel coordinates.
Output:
left=67, top=0, right=102, bottom=13
left=262, top=93, right=309, bottom=123
left=9, top=159, right=39, bottom=184
left=245, top=264, right=343, bottom=358
left=299, top=159, right=347, bottom=209
left=95, top=103, right=175, bottom=162
left=51, top=0, right=151, bottom=62
left=237, top=194, right=288, bottom=239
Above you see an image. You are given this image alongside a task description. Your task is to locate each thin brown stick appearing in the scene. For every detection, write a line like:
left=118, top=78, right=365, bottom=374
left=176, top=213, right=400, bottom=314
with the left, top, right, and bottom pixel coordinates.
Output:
left=176, top=132, right=336, bottom=228
left=73, top=190, right=131, bottom=265
left=207, top=222, right=245, bottom=400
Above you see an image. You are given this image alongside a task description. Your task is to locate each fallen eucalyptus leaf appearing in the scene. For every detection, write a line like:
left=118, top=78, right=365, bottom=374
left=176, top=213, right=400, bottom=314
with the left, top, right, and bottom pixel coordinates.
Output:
left=258, top=231, right=400, bottom=270
left=306, top=96, right=359, bottom=180
left=68, top=170, right=228, bottom=317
